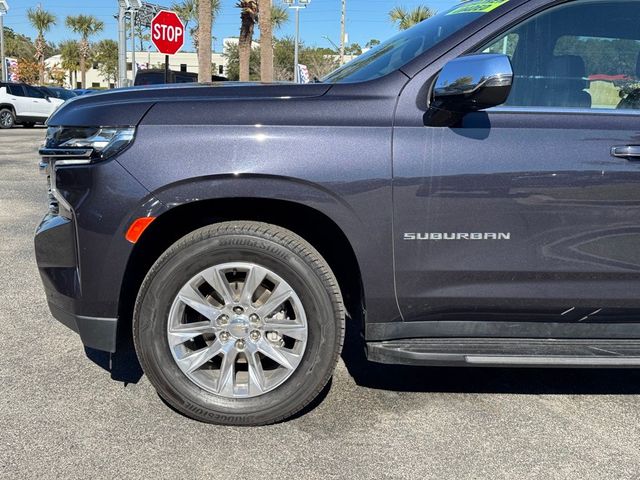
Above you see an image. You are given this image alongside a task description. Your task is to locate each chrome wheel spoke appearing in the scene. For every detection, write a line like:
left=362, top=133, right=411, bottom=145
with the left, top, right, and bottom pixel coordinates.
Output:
left=176, top=339, right=223, bottom=374
left=167, top=321, right=214, bottom=347
left=266, top=322, right=307, bottom=341
left=239, top=265, right=267, bottom=306
left=246, top=347, right=267, bottom=395
left=216, top=347, right=237, bottom=395
left=256, top=282, right=294, bottom=318
left=178, top=284, right=221, bottom=320
left=257, top=339, right=298, bottom=370
left=203, top=268, right=236, bottom=306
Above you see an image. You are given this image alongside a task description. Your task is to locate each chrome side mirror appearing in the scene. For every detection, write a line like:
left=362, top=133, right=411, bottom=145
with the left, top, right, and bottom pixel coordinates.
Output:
left=425, top=54, right=513, bottom=127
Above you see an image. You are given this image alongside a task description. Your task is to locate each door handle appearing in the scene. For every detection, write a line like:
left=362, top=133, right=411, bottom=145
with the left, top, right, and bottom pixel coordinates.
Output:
left=611, top=146, right=640, bottom=160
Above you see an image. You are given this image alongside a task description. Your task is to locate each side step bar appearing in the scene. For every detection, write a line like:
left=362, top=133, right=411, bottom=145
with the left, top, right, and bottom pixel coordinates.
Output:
left=366, top=338, right=640, bottom=367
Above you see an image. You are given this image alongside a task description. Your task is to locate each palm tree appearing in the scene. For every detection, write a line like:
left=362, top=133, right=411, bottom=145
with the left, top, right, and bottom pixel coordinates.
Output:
left=198, top=0, right=212, bottom=82
left=271, top=5, right=290, bottom=30
left=259, top=4, right=289, bottom=82
left=27, top=7, right=56, bottom=85
left=65, top=15, right=104, bottom=89
left=237, top=0, right=258, bottom=82
left=172, top=0, right=221, bottom=53
left=59, top=40, right=80, bottom=88
left=389, top=6, right=435, bottom=30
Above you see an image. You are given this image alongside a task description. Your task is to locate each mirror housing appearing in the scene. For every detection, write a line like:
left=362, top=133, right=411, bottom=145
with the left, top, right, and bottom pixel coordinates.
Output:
left=425, top=54, right=513, bottom=127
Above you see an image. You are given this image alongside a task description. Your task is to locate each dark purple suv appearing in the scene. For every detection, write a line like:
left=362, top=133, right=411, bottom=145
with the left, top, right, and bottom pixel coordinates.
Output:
left=35, top=0, right=640, bottom=425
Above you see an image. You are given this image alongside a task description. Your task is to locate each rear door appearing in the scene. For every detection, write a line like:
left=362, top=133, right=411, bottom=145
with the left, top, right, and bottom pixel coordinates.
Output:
left=393, top=0, right=640, bottom=337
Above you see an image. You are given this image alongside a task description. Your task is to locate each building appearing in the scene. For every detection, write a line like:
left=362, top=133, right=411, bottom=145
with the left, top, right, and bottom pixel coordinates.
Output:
left=45, top=49, right=228, bottom=89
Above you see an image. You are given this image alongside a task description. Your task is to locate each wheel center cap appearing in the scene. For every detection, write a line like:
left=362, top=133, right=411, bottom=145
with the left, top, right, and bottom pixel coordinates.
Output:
left=228, top=315, right=250, bottom=338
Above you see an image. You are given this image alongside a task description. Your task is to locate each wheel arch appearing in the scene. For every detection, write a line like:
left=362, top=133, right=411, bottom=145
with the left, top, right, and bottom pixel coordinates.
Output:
left=117, top=197, right=365, bottom=343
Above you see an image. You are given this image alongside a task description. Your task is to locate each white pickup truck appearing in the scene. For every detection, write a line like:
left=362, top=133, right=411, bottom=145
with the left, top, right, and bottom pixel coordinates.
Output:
left=0, top=82, right=64, bottom=129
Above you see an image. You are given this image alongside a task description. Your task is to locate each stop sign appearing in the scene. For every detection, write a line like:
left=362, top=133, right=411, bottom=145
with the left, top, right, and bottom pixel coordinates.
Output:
left=151, top=10, right=185, bottom=55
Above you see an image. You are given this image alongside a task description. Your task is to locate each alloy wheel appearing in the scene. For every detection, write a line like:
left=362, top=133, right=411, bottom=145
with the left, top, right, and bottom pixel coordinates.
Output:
left=167, top=262, right=308, bottom=398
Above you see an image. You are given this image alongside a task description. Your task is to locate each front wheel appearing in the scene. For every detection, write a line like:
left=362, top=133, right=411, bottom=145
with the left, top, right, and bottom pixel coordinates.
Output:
left=133, top=221, right=345, bottom=425
left=0, top=109, right=15, bottom=129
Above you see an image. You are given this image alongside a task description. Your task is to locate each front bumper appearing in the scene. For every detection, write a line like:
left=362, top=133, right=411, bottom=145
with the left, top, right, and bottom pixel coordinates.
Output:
left=35, top=212, right=119, bottom=352
left=34, top=151, right=158, bottom=353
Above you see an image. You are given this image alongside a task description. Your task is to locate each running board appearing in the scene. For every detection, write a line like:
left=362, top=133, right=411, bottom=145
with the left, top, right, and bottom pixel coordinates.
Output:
left=366, top=338, right=640, bottom=367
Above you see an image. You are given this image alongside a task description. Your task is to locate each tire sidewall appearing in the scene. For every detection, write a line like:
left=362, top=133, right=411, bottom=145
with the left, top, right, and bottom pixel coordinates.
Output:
left=136, top=229, right=340, bottom=424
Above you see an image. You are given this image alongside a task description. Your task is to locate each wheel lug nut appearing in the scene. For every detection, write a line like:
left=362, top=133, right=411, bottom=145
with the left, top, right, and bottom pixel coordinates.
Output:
left=249, top=314, right=260, bottom=324
left=219, top=331, right=230, bottom=342
left=250, top=330, right=260, bottom=341
left=266, top=331, right=281, bottom=343
left=233, top=306, right=244, bottom=314
left=217, top=314, right=229, bottom=326
left=235, top=339, right=246, bottom=350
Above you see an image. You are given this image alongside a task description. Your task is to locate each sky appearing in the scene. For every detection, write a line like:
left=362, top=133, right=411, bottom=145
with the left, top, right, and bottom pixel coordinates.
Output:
left=4, top=0, right=459, bottom=53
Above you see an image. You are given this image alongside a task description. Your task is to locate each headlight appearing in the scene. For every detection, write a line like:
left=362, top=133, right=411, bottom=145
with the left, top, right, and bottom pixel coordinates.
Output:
left=39, top=126, right=136, bottom=165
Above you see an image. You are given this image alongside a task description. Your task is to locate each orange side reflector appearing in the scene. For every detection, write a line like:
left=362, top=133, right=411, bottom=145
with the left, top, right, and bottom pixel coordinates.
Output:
left=125, top=217, right=156, bottom=244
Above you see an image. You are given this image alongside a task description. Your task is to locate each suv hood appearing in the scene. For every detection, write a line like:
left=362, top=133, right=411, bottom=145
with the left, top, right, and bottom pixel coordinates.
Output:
left=47, top=82, right=332, bottom=127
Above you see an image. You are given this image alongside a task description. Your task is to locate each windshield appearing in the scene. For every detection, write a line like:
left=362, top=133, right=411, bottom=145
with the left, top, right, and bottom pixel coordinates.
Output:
left=322, top=0, right=507, bottom=84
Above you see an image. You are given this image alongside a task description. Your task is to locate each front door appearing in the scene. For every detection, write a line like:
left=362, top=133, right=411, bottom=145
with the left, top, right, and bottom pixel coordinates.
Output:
left=393, top=0, right=640, bottom=336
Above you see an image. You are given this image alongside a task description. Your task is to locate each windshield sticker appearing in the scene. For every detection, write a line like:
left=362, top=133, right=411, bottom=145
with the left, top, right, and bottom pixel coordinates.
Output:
left=447, top=0, right=509, bottom=15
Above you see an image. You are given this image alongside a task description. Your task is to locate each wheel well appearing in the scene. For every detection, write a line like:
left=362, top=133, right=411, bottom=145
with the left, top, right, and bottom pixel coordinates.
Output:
left=0, top=104, right=15, bottom=113
left=118, top=198, right=364, bottom=340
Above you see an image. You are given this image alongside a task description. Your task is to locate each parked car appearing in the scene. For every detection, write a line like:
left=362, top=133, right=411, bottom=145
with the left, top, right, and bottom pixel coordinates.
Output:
left=41, top=86, right=78, bottom=101
left=35, top=0, right=640, bottom=426
left=0, top=82, right=64, bottom=128
left=73, top=89, right=100, bottom=96
left=134, top=69, right=227, bottom=86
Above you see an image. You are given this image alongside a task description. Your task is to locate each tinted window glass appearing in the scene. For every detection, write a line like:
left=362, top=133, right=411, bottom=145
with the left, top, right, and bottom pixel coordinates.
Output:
left=479, top=0, right=640, bottom=110
left=7, top=84, right=25, bottom=96
left=323, top=0, right=509, bottom=84
left=24, top=85, right=46, bottom=99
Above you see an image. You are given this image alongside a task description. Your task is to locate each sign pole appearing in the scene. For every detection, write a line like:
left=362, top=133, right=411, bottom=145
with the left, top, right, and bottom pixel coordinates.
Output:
left=164, top=55, right=169, bottom=84
left=0, top=14, right=5, bottom=83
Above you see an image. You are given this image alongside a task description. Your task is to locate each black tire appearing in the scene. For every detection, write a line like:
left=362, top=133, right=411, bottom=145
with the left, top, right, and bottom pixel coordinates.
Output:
left=0, top=108, right=15, bottom=129
left=21, top=122, right=36, bottom=128
left=133, top=221, right=345, bottom=425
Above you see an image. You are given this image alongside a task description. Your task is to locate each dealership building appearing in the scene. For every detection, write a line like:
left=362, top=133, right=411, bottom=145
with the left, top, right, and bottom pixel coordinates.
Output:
left=44, top=38, right=248, bottom=89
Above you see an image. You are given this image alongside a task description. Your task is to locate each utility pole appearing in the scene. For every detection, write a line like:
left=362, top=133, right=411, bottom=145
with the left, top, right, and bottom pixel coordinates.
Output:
left=340, top=0, right=345, bottom=65
left=284, top=0, right=310, bottom=83
left=118, top=1, right=127, bottom=87
left=130, top=9, right=137, bottom=82
left=0, top=1, right=8, bottom=83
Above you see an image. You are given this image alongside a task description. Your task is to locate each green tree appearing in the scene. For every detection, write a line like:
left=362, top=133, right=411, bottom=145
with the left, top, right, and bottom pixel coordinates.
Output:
left=93, top=39, right=118, bottom=86
left=65, top=15, right=104, bottom=89
left=224, top=41, right=260, bottom=81
left=27, top=6, right=57, bottom=84
left=59, top=40, right=80, bottom=88
left=171, top=0, right=221, bottom=52
left=3, top=27, right=37, bottom=60
left=345, top=43, right=362, bottom=56
left=389, top=5, right=435, bottom=30
left=365, top=39, right=380, bottom=49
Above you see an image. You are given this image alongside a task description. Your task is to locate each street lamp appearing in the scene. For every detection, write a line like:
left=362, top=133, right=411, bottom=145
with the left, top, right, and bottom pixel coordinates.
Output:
left=283, top=0, right=310, bottom=83
left=0, top=1, right=8, bottom=83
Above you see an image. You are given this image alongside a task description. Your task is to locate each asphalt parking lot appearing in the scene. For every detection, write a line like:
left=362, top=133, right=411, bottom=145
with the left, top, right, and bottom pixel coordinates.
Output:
left=2, top=128, right=640, bottom=479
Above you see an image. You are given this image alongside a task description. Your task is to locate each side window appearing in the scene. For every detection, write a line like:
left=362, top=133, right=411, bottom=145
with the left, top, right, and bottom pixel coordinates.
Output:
left=478, top=0, right=640, bottom=111
left=7, top=84, right=25, bottom=96
left=24, top=85, right=46, bottom=99
left=482, top=33, right=519, bottom=60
